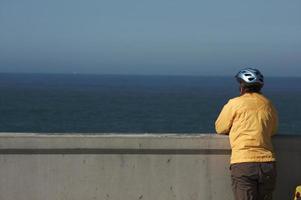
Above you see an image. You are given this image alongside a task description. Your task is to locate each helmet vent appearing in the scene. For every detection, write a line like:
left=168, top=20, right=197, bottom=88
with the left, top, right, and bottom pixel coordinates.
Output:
left=248, top=77, right=255, bottom=81
left=245, top=74, right=252, bottom=76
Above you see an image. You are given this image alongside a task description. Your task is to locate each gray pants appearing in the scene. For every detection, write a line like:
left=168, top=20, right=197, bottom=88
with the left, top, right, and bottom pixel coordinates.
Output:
left=230, top=162, right=277, bottom=200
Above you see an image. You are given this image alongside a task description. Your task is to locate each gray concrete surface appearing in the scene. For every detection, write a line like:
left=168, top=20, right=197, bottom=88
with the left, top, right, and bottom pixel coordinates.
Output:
left=0, top=133, right=300, bottom=200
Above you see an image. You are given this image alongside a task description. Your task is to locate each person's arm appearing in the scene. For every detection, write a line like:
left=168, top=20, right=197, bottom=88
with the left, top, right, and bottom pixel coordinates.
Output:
left=270, top=104, right=278, bottom=136
left=215, top=100, right=235, bottom=135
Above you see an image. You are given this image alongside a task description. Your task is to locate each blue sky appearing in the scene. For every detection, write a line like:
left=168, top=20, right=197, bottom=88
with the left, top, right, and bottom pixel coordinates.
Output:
left=0, top=0, right=300, bottom=76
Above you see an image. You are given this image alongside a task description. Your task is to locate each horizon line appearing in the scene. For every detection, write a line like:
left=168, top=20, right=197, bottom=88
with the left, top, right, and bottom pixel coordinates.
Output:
left=0, top=71, right=300, bottom=78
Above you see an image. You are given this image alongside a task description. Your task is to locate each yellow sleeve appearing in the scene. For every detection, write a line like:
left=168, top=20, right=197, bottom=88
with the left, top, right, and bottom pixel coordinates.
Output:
left=215, top=100, right=235, bottom=135
left=270, top=104, right=279, bottom=136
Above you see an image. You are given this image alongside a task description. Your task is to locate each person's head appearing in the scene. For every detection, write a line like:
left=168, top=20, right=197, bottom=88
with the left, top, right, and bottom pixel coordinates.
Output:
left=235, top=68, right=264, bottom=95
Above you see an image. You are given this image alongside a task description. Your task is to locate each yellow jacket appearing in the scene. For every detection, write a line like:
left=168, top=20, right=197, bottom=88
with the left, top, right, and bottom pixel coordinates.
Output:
left=215, top=93, right=278, bottom=164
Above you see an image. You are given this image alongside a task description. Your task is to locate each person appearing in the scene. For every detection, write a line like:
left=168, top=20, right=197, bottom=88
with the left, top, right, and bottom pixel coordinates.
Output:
left=215, top=68, right=278, bottom=200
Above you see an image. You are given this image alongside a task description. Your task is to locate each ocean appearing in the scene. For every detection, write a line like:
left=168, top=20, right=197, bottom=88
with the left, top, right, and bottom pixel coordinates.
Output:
left=0, top=73, right=300, bottom=135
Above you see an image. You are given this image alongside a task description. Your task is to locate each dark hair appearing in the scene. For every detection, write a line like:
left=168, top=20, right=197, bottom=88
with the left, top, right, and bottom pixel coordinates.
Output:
left=240, top=82, right=263, bottom=93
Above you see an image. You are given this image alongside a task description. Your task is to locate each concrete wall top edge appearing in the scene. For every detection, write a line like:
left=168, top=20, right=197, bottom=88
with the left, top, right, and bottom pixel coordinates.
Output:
left=0, top=133, right=230, bottom=150
left=0, top=133, right=299, bottom=138
left=0, top=133, right=217, bottom=138
left=0, top=133, right=300, bottom=153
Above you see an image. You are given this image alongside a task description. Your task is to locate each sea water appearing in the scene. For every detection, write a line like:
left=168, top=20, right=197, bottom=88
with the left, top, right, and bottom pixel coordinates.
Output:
left=0, top=73, right=300, bottom=135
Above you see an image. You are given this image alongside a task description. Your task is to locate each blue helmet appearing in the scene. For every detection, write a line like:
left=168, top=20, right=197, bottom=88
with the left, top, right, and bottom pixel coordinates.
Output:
left=235, top=68, right=264, bottom=86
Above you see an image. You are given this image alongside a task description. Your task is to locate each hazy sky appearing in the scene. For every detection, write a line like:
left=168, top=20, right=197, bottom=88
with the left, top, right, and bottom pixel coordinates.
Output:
left=0, top=0, right=300, bottom=76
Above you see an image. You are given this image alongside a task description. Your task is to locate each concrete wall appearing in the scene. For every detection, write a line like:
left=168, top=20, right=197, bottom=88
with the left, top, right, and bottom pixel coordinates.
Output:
left=0, top=133, right=300, bottom=200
